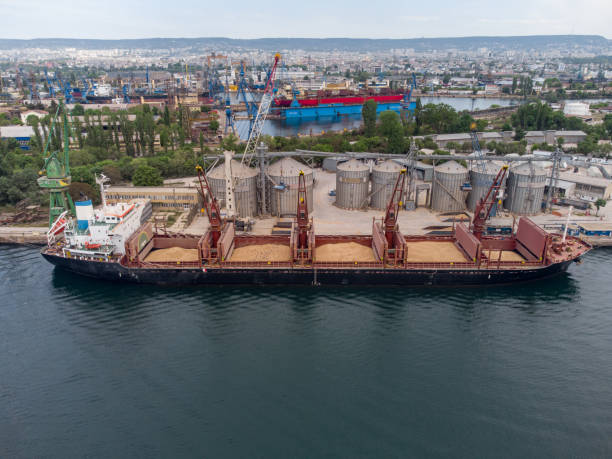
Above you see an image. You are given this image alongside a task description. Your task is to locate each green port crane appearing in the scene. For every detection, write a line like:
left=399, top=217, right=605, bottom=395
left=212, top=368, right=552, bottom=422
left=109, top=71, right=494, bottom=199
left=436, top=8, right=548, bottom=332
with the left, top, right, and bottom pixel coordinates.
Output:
left=37, top=101, right=75, bottom=227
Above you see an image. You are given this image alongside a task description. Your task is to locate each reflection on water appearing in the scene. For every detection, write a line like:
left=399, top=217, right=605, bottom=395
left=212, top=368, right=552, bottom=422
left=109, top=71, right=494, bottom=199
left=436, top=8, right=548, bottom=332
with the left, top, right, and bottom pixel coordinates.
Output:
left=1, top=246, right=611, bottom=458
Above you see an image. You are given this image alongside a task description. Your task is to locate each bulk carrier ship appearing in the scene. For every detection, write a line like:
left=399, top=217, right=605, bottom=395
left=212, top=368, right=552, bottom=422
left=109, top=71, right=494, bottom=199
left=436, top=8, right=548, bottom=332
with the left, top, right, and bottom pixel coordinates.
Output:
left=41, top=165, right=591, bottom=287
left=39, top=62, right=589, bottom=286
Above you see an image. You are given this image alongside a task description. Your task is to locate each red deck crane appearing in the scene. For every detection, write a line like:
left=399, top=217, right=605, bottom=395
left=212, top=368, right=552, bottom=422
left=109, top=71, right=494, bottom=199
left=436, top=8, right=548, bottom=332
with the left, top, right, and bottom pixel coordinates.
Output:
left=296, top=170, right=309, bottom=256
left=196, top=165, right=223, bottom=246
left=470, top=165, right=508, bottom=240
left=384, top=169, right=407, bottom=246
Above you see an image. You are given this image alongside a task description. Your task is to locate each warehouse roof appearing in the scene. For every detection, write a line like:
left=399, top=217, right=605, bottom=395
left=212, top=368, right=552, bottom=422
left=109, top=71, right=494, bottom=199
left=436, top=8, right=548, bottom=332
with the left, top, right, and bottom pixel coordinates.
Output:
left=0, top=125, right=34, bottom=137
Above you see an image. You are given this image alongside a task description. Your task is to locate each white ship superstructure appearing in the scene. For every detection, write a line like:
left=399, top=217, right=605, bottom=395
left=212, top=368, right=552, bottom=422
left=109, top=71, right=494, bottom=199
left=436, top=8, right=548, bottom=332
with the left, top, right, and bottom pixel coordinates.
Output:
left=57, top=175, right=151, bottom=261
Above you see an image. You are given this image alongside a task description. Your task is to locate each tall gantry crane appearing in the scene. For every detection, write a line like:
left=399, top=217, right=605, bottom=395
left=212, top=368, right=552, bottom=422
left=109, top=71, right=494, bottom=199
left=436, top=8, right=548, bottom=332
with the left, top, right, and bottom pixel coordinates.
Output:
left=241, top=53, right=280, bottom=168
left=237, top=61, right=258, bottom=137
left=223, top=53, right=281, bottom=218
left=37, top=102, right=76, bottom=227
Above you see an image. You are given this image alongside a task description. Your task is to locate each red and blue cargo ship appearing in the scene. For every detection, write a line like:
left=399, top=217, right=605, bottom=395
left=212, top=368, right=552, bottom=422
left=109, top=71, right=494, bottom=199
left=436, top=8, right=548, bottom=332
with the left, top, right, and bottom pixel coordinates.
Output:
left=273, top=91, right=416, bottom=120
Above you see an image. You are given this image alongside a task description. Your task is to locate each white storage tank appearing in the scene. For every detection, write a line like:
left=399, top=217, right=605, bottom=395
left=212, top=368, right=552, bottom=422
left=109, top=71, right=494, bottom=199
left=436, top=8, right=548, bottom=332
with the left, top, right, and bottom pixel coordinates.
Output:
left=267, top=157, right=314, bottom=217
left=467, top=162, right=506, bottom=211
left=335, top=159, right=370, bottom=209
left=207, top=160, right=258, bottom=217
left=431, top=160, right=468, bottom=212
left=504, top=162, right=546, bottom=215
left=370, top=160, right=402, bottom=210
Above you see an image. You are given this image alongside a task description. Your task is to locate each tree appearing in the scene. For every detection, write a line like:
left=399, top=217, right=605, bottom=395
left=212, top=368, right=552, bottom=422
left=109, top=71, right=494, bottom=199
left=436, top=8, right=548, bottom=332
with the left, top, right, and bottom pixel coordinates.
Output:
left=132, top=165, right=163, bottom=186
left=511, top=76, right=518, bottom=94
left=209, top=119, right=219, bottom=133
left=69, top=182, right=97, bottom=204
left=163, top=105, right=171, bottom=126
left=71, top=104, right=85, bottom=116
left=514, top=128, right=526, bottom=141
left=102, top=164, right=122, bottom=184
left=362, top=99, right=377, bottom=137
left=442, top=73, right=451, bottom=85
left=594, top=198, right=607, bottom=216
left=378, top=111, right=405, bottom=154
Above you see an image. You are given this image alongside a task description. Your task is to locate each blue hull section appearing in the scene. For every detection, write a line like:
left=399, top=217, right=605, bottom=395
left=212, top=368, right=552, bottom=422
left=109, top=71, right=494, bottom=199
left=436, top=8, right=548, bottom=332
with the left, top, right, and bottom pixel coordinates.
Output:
left=283, top=102, right=402, bottom=120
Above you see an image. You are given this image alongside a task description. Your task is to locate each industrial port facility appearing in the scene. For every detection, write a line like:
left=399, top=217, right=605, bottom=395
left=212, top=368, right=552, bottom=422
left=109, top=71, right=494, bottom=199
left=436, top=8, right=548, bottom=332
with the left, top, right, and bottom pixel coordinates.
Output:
left=4, top=50, right=600, bottom=285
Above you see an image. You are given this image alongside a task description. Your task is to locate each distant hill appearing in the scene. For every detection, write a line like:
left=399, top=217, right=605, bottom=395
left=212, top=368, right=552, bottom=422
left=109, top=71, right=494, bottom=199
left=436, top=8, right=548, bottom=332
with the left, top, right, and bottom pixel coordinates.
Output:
left=0, top=35, right=609, bottom=52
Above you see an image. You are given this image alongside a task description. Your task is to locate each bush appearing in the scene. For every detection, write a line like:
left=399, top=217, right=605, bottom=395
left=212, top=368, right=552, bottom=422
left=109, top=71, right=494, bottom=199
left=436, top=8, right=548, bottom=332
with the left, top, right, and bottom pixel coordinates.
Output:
left=132, top=165, right=163, bottom=186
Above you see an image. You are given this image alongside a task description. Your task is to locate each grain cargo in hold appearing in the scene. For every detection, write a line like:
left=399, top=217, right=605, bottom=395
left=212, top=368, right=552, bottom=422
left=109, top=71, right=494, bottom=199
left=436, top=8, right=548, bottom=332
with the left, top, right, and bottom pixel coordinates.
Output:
left=229, top=244, right=292, bottom=262
left=314, top=242, right=377, bottom=262
left=144, top=247, right=199, bottom=263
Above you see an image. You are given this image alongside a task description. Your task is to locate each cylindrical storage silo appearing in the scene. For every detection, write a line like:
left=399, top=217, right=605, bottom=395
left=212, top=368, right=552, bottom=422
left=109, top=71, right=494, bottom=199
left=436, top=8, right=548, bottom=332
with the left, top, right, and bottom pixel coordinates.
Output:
left=335, top=159, right=370, bottom=209
left=467, top=163, right=506, bottom=211
left=431, top=160, right=468, bottom=212
left=267, top=158, right=314, bottom=217
left=207, top=159, right=258, bottom=217
left=504, top=162, right=546, bottom=215
left=370, top=160, right=402, bottom=210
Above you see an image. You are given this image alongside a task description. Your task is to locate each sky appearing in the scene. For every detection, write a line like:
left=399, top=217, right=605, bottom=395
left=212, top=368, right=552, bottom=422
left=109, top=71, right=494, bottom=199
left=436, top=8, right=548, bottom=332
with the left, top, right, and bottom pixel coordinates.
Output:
left=1, top=0, right=610, bottom=40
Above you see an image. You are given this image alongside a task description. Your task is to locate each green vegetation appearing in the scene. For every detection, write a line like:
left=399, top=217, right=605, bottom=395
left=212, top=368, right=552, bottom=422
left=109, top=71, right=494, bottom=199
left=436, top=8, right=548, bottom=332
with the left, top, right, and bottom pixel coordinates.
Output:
left=362, top=99, right=377, bottom=137
left=133, top=165, right=163, bottom=186
left=594, top=198, right=607, bottom=216
left=0, top=139, right=45, bottom=206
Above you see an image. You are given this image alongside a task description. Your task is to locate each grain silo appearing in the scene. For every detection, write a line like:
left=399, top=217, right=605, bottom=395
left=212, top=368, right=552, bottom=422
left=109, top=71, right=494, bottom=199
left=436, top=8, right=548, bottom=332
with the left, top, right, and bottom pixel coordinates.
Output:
left=370, top=160, right=402, bottom=210
left=467, top=162, right=506, bottom=211
left=431, top=160, right=468, bottom=212
left=504, top=162, right=546, bottom=215
left=267, top=157, right=314, bottom=217
left=335, top=159, right=370, bottom=209
left=207, top=160, right=258, bottom=217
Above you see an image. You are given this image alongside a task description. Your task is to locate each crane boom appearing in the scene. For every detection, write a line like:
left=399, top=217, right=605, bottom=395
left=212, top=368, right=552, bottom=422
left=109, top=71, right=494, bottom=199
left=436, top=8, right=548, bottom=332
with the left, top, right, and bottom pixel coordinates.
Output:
left=384, top=169, right=407, bottom=245
left=470, top=165, right=508, bottom=239
left=470, top=123, right=487, bottom=175
left=241, top=53, right=280, bottom=168
left=296, top=171, right=309, bottom=252
left=195, top=165, right=223, bottom=246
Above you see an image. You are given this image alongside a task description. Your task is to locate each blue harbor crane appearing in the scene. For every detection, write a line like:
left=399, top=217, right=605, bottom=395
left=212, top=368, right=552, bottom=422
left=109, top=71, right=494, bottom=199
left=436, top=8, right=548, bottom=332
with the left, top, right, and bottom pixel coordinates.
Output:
left=44, top=70, right=56, bottom=98
left=55, top=73, right=74, bottom=104
left=224, top=72, right=235, bottom=135
left=236, top=61, right=258, bottom=137
left=402, top=73, right=417, bottom=112
left=122, top=83, right=131, bottom=103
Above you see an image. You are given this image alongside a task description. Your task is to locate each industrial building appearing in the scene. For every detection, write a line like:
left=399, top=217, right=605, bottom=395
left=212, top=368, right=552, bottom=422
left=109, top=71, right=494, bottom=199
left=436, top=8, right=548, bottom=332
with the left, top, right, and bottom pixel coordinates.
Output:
left=0, top=125, right=35, bottom=150
left=558, top=171, right=612, bottom=201
left=106, top=186, right=199, bottom=211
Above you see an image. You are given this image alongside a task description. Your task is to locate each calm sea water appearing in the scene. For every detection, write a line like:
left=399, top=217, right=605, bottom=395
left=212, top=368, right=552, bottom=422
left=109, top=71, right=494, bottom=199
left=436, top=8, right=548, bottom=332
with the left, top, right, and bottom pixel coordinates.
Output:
left=1, top=245, right=612, bottom=458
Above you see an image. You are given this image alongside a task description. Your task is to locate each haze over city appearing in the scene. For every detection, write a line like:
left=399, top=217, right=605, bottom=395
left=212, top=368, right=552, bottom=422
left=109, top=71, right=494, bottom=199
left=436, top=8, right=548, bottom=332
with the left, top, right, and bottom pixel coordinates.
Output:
left=1, top=0, right=611, bottom=39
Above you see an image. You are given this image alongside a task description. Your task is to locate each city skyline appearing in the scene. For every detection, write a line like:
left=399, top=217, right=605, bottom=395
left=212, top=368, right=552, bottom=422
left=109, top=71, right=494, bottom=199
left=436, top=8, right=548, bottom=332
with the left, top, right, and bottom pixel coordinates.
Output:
left=1, top=0, right=610, bottom=40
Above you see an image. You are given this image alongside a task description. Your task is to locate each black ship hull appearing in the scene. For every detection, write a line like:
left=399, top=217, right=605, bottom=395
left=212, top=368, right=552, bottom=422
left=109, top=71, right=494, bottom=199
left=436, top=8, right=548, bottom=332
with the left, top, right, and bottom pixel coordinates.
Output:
left=42, top=252, right=575, bottom=287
